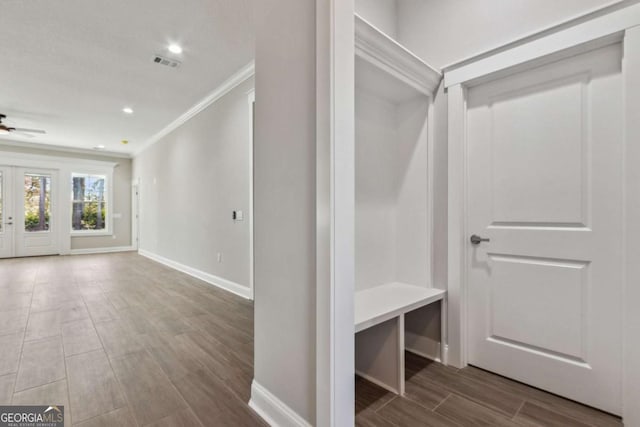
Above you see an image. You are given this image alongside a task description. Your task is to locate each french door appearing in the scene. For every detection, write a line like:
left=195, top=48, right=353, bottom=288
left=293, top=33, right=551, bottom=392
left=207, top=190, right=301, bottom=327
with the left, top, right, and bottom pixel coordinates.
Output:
left=0, top=166, right=59, bottom=258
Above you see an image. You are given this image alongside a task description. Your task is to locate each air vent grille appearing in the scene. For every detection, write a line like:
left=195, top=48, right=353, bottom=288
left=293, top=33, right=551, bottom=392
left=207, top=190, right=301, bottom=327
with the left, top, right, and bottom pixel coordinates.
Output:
left=152, top=55, right=181, bottom=69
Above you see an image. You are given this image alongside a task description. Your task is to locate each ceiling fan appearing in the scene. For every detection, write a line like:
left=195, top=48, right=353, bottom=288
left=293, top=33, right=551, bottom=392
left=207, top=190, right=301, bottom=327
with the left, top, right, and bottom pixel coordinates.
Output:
left=0, top=114, right=46, bottom=137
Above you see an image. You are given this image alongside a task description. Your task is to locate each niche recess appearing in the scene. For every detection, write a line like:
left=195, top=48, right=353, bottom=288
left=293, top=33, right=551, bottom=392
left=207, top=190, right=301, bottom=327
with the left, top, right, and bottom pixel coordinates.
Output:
left=354, top=14, right=444, bottom=394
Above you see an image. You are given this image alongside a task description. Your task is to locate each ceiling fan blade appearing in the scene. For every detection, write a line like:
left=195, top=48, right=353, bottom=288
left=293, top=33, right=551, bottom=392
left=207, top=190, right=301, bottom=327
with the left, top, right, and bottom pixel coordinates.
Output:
left=11, top=131, right=35, bottom=138
left=12, top=128, right=46, bottom=134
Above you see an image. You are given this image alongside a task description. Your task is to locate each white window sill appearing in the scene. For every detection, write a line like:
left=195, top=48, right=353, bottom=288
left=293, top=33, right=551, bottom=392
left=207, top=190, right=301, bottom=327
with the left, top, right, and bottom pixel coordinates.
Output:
left=71, top=231, right=112, bottom=237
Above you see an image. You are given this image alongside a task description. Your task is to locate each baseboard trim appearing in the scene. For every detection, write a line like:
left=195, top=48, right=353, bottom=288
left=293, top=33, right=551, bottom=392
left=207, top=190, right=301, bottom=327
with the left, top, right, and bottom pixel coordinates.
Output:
left=69, top=246, right=136, bottom=255
left=138, top=249, right=252, bottom=300
left=249, top=380, right=312, bottom=427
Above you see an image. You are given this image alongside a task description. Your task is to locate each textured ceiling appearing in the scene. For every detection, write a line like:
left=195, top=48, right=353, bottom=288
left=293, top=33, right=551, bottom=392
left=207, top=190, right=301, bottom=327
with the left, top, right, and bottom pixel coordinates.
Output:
left=0, top=0, right=254, bottom=156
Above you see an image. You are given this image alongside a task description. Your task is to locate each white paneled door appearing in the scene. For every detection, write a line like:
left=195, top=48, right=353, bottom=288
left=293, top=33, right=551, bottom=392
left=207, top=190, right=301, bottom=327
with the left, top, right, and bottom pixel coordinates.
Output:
left=0, top=166, right=59, bottom=258
left=466, top=43, right=623, bottom=414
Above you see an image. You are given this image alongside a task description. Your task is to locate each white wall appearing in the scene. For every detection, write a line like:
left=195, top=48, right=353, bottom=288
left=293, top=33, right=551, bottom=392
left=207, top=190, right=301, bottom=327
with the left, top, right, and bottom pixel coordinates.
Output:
left=624, top=25, right=640, bottom=427
left=253, top=0, right=317, bottom=423
left=397, top=0, right=624, bottom=69
left=133, top=77, right=253, bottom=290
left=0, top=145, right=132, bottom=251
left=355, top=0, right=398, bottom=39
left=395, top=97, right=429, bottom=287
left=431, top=83, right=448, bottom=290
left=355, top=89, right=430, bottom=291
left=355, top=89, right=398, bottom=291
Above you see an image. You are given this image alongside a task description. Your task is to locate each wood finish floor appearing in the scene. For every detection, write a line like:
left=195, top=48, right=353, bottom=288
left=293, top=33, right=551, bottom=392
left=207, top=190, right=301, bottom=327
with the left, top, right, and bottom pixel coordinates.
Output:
left=0, top=252, right=264, bottom=427
left=0, top=253, right=624, bottom=426
left=356, top=352, right=623, bottom=427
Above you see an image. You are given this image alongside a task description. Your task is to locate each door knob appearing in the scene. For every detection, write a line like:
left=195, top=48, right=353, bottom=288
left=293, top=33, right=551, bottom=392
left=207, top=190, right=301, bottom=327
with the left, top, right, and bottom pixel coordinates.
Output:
left=470, top=234, right=490, bottom=245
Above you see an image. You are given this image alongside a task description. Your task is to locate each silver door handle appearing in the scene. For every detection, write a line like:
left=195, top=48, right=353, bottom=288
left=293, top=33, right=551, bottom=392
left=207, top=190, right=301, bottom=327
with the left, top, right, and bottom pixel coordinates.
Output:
left=5, top=222, right=13, bottom=225
left=470, top=234, right=490, bottom=245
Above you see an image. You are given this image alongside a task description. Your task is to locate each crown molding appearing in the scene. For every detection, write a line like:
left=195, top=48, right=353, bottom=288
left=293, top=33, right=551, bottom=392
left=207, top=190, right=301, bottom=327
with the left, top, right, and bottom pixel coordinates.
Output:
left=0, top=138, right=131, bottom=159
left=133, top=61, right=255, bottom=157
left=355, top=14, right=441, bottom=97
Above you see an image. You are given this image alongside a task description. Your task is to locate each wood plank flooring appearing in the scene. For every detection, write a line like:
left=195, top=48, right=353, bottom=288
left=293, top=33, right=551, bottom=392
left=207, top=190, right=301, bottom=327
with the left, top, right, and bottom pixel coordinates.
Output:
left=0, top=252, right=625, bottom=426
left=0, top=252, right=264, bottom=427
left=356, top=352, right=623, bottom=427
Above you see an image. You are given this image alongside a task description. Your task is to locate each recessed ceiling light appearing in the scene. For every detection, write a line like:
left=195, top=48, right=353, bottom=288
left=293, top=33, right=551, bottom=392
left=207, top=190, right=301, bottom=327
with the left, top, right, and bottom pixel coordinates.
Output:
left=168, top=44, right=183, bottom=54
left=94, top=145, right=105, bottom=150
left=122, top=107, right=134, bottom=114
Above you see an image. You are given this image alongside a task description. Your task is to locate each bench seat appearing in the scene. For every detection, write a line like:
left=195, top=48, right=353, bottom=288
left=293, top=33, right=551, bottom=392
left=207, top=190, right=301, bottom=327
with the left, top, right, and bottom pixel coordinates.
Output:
left=354, top=283, right=446, bottom=394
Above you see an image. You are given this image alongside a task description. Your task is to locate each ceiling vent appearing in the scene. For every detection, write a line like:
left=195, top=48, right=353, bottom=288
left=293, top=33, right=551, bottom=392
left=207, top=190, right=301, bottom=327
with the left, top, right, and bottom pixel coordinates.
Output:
left=152, top=55, right=181, bottom=69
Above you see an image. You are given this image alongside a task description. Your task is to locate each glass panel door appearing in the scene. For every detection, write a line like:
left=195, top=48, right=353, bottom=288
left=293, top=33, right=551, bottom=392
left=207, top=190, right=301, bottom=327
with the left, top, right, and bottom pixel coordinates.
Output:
left=0, top=167, right=59, bottom=258
left=14, top=168, right=58, bottom=257
left=24, top=173, right=51, bottom=232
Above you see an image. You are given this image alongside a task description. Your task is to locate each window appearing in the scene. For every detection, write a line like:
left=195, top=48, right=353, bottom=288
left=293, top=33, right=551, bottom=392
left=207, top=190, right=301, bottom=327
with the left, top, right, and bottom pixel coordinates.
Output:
left=71, top=173, right=108, bottom=232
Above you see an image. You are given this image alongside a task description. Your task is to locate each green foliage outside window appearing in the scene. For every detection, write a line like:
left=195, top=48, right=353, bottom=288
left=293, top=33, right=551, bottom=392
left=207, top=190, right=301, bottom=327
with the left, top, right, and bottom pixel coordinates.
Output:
left=75, top=202, right=106, bottom=230
left=25, top=211, right=50, bottom=231
left=72, top=174, right=107, bottom=231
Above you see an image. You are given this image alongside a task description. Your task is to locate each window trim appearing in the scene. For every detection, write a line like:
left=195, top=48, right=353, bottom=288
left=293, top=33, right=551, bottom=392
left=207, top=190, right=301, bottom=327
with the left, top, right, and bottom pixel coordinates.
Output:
left=69, top=168, right=114, bottom=237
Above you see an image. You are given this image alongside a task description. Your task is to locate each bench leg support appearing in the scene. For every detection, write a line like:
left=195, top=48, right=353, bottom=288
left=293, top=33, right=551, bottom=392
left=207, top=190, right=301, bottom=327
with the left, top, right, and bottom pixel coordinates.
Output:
left=355, top=316, right=405, bottom=395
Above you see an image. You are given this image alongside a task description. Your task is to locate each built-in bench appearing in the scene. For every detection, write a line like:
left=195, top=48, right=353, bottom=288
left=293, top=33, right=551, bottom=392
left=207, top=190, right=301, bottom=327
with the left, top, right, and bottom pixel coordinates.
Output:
left=355, top=283, right=446, bottom=394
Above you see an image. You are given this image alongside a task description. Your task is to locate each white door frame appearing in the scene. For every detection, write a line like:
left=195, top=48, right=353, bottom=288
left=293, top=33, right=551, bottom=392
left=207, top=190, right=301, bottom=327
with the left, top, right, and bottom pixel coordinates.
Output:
left=316, top=0, right=356, bottom=425
left=131, top=179, right=140, bottom=250
left=248, top=89, right=255, bottom=300
left=446, top=4, right=640, bottom=424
